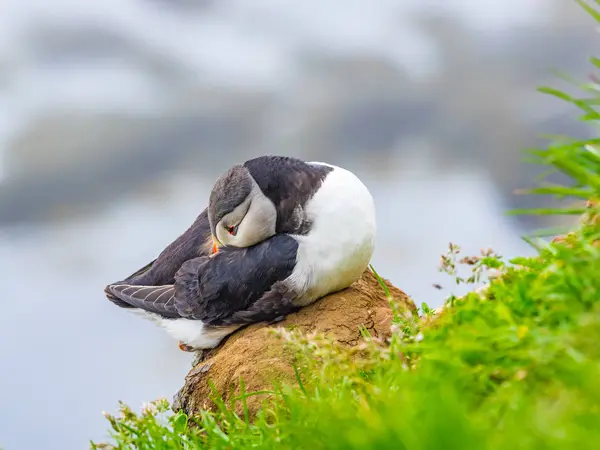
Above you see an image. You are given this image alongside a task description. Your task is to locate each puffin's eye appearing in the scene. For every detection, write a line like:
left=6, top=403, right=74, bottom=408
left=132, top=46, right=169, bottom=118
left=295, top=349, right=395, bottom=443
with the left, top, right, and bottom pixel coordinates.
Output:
left=225, top=225, right=238, bottom=236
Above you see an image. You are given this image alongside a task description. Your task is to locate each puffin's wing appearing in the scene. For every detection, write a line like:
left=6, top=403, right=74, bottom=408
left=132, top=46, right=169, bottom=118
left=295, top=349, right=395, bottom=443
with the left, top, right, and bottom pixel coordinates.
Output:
left=222, top=281, right=299, bottom=325
left=107, top=234, right=300, bottom=324
left=104, top=284, right=180, bottom=318
left=104, top=256, right=212, bottom=319
left=180, top=234, right=301, bottom=324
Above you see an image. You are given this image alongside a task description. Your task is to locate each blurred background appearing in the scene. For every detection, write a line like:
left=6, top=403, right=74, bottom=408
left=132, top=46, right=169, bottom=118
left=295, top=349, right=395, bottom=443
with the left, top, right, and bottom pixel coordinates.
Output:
left=0, top=0, right=596, bottom=448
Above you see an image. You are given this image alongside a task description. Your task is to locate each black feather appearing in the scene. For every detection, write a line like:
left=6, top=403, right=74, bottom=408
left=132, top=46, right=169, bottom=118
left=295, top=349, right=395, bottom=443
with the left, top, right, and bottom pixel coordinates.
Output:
left=243, top=156, right=332, bottom=234
left=222, top=281, right=300, bottom=325
left=106, top=284, right=180, bottom=318
left=106, top=234, right=299, bottom=324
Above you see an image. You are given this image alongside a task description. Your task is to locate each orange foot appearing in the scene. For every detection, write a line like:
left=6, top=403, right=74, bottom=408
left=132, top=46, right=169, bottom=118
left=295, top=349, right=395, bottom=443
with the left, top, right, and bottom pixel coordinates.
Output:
left=178, top=341, right=195, bottom=352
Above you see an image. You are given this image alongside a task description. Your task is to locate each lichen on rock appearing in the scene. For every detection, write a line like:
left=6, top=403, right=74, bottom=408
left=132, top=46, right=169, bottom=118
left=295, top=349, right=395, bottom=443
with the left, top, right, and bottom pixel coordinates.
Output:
left=172, top=268, right=414, bottom=418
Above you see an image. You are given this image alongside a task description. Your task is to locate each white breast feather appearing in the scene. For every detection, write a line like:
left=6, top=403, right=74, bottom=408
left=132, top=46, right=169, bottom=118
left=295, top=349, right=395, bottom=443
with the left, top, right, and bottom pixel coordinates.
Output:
left=289, top=163, right=377, bottom=305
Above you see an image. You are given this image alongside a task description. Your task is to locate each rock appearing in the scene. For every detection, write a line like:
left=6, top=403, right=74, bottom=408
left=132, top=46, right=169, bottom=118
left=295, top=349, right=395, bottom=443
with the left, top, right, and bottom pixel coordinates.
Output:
left=172, top=268, right=414, bottom=418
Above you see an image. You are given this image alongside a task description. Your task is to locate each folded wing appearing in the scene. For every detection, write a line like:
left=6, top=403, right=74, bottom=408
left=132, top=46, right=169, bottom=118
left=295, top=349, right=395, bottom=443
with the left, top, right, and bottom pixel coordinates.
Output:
left=105, top=234, right=300, bottom=325
left=105, top=284, right=179, bottom=318
left=105, top=208, right=213, bottom=296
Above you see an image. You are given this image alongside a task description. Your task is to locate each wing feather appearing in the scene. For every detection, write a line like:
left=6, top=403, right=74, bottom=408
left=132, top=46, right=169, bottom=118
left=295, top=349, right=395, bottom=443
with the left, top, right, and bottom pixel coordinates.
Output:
left=174, top=234, right=300, bottom=324
left=106, top=233, right=300, bottom=324
left=105, top=284, right=179, bottom=318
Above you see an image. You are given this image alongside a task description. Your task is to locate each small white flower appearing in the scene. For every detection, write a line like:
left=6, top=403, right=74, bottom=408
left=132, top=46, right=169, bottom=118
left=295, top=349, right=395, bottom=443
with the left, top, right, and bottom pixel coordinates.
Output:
left=415, top=332, right=424, bottom=342
left=141, top=402, right=158, bottom=416
left=488, top=268, right=503, bottom=280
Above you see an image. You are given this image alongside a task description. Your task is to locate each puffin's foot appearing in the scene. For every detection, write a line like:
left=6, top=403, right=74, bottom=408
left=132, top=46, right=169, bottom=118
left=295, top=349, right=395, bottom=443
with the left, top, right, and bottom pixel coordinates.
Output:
left=178, top=341, right=195, bottom=352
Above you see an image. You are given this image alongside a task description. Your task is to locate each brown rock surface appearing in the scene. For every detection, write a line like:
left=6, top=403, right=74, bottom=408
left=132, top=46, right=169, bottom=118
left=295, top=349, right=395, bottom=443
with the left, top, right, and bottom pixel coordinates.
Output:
left=172, top=268, right=414, bottom=418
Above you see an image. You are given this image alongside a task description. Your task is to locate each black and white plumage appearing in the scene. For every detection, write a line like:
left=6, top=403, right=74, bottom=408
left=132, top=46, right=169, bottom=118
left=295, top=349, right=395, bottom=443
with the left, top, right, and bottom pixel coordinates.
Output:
left=104, top=156, right=376, bottom=351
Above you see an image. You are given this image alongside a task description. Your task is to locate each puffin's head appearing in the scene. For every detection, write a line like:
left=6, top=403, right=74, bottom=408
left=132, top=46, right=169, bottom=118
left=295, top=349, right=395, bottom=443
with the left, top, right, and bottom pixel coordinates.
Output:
left=208, top=165, right=277, bottom=251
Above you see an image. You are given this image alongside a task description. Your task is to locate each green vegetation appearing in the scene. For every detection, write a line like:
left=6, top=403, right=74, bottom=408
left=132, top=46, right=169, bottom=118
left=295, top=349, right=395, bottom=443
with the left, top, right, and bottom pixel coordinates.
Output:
left=91, top=2, right=600, bottom=449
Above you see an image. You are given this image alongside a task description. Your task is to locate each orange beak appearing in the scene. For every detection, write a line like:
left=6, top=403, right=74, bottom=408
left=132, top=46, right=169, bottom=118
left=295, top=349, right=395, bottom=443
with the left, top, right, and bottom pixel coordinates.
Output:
left=212, top=236, right=220, bottom=254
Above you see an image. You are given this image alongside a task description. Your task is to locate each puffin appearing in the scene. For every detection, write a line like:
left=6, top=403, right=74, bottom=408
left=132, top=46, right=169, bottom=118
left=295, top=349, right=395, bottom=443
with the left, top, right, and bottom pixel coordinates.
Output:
left=104, top=155, right=376, bottom=351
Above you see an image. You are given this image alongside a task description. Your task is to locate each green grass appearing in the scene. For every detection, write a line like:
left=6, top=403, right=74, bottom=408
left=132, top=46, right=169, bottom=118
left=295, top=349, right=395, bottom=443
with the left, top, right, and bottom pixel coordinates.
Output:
left=91, top=2, right=600, bottom=449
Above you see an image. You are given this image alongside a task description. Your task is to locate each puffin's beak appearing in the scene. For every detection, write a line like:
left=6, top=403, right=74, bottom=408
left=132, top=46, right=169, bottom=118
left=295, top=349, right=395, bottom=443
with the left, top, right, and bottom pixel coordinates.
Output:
left=212, top=235, right=221, bottom=254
